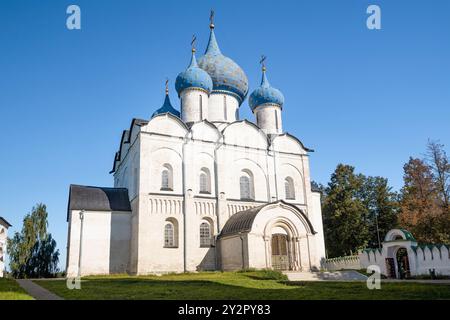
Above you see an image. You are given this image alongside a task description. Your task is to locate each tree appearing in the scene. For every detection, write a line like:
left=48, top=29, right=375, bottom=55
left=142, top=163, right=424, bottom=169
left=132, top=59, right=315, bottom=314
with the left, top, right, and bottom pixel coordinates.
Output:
left=360, top=176, right=399, bottom=248
left=322, top=164, right=369, bottom=257
left=426, top=140, right=450, bottom=212
left=7, top=204, right=59, bottom=278
left=398, top=158, right=444, bottom=243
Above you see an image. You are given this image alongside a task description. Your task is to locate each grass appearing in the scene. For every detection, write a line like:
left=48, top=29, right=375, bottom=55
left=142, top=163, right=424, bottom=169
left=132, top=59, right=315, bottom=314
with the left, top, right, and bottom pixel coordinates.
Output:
left=0, top=278, right=33, bottom=300
left=35, top=270, right=450, bottom=300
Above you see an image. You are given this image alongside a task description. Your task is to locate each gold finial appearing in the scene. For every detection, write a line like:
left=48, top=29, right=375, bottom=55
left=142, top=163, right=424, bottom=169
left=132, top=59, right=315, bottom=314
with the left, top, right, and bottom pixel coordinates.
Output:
left=165, top=78, right=169, bottom=95
left=191, top=35, right=197, bottom=53
left=260, top=55, right=267, bottom=72
left=209, top=10, right=215, bottom=29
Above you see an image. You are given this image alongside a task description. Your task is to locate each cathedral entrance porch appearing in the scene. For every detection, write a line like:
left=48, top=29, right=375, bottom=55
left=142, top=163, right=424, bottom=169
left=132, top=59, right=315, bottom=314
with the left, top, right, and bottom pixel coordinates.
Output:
left=219, top=201, right=321, bottom=272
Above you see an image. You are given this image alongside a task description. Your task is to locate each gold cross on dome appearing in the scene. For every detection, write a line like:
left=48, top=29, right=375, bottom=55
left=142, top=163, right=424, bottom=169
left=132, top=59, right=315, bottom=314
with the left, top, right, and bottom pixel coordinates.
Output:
left=260, top=55, right=267, bottom=71
left=210, top=10, right=215, bottom=29
left=191, top=35, right=197, bottom=52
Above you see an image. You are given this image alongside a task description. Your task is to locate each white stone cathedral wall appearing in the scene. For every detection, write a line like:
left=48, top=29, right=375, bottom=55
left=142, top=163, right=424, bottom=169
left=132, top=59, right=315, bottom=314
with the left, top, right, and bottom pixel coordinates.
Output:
left=66, top=210, right=131, bottom=277
left=136, top=198, right=185, bottom=273
left=246, top=233, right=268, bottom=270
left=308, top=192, right=326, bottom=269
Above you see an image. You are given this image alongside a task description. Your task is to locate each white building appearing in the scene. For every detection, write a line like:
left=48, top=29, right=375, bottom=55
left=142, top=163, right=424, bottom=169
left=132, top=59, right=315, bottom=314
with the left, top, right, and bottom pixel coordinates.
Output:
left=359, top=229, right=450, bottom=278
left=66, top=18, right=326, bottom=277
left=0, top=217, right=11, bottom=277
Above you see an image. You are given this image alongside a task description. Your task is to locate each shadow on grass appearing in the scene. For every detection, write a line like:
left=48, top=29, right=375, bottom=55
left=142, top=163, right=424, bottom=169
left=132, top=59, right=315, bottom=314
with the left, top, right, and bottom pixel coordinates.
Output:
left=36, top=277, right=450, bottom=300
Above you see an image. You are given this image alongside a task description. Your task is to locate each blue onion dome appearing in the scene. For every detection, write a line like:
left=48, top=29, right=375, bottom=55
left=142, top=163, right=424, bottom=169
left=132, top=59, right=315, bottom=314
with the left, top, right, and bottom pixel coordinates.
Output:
left=152, top=84, right=181, bottom=118
left=175, top=48, right=213, bottom=96
left=249, top=66, right=285, bottom=111
left=198, top=25, right=249, bottom=105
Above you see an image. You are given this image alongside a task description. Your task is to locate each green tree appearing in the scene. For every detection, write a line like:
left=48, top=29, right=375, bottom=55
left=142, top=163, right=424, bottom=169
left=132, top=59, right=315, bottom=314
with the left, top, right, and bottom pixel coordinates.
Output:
left=322, top=164, right=369, bottom=257
left=361, top=176, right=399, bottom=248
left=7, top=204, right=59, bottom=278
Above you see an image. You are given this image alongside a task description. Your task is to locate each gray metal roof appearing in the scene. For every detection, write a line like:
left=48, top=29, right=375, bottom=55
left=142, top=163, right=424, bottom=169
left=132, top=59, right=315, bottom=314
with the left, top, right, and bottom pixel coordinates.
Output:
left=67, top=185, right=131, bottom=220
left=220, top=205, right=264, bottom=237
left=219, top=200, right=316, bottom=238
left=0, top=217, right=12, bottom=228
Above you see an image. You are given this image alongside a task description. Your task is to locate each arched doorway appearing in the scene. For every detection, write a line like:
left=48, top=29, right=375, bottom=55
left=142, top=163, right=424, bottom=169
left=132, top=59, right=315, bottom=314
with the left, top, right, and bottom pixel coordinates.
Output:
left=271, top=234, right=289, bottom=270
left=396, top=248, right=410, bottom=279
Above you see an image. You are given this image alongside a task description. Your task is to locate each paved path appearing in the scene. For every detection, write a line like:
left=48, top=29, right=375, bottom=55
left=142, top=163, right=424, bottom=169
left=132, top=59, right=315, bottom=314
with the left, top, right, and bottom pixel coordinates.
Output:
left=284, top=271, right=368, bottom=281
left=381, top=279, right=450, bottom=285
left=16, top=279, right=64, bottom=300
left=284, top=272, right=450, bottom=284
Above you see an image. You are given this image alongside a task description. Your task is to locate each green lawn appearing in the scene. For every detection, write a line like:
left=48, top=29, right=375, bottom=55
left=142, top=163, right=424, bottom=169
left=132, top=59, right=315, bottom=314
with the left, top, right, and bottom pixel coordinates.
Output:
left=0, top=278, right=33, bottom=300
left=36, top=271, right=450, bottom=300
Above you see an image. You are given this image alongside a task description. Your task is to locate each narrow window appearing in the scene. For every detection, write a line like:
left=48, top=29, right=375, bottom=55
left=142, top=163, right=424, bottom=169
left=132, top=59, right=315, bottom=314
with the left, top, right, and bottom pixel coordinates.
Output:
left=199, top=95, right=203, bottom=120
left=180, top=97, right=183, bottom=119
left=224, top=96, right=227, bottom=120
left=240, top=176, right=251, bottom=200
left=275, top=110, right=279, bottom=130
left=199, top=168, right=211, bottom=194
left=161, top=164, right=173, bottom=191
left=161, top=170, right=169, bottom=189
left=200, top=222, right=212, bottom=247
left=285, top=177, right=295, bottom=200
left=164, top=223, right=175, bottom=247
left=200, top=173, right=208, bottom=193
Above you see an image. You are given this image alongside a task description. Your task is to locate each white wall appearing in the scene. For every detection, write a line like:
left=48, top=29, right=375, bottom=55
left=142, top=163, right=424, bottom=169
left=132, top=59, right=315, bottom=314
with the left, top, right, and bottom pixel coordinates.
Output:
left=0, top=225, right=7, bottom=277
left=181, top=89, right=209, bottom=123
left=66, top=210, right=131, bottom=277
left=208, top=93, right=239, bottom=123
left=359, top=244, right=450, bottom=277
left=322, top=256, right=361, bottom=271
left=254, top=105, right=282, bottom=135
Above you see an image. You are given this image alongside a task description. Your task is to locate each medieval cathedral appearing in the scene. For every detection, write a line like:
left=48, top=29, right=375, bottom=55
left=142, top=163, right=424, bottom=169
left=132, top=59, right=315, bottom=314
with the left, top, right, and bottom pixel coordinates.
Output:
left=66, top=14, right=326, bottom=276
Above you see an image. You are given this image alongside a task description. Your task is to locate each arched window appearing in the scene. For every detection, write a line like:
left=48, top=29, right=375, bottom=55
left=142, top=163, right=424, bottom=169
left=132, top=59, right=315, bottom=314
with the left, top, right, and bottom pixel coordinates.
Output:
left=285, top=177, right=295, bottom=200
left=240, top=176, right=250, bottom=199
left=200, top=222, right=212, bottom=247
left=240, top=170, right=254, bottom=200
left=199, top=168, right=211, bottom=194
left=161, top=164, right=173, bottom=191
left=164, top=223, right=175, bottom=247
left=161, top=170, right=169, bottom=189
left=164, top=218, right=178, bottom=248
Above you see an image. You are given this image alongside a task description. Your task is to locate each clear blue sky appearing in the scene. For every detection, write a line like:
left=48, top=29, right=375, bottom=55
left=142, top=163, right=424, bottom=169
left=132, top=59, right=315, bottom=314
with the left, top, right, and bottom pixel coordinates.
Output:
left=1, top=0, right=449, bottom=270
